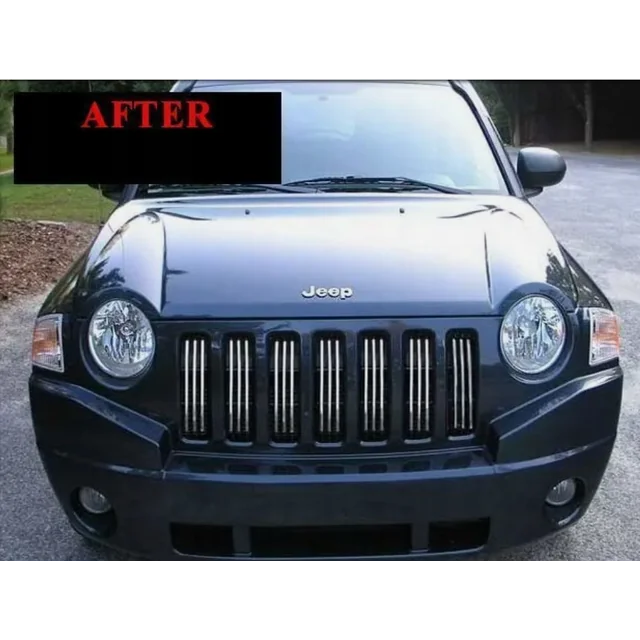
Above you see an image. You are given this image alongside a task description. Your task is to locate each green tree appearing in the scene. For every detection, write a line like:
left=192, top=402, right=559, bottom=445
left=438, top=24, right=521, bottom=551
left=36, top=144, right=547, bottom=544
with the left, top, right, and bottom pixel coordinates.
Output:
left=0, top=80, right=29, bottom=153
left=1, top=80, right=174, bottom=154
left=27, top=80, right=173, bottom=92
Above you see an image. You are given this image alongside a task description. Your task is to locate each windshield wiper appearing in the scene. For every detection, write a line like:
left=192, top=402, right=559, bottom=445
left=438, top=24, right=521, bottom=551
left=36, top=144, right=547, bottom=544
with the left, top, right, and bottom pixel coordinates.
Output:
left=283, top=176, right=470, bottom=194
left=143, top=183, right=315, bottom=197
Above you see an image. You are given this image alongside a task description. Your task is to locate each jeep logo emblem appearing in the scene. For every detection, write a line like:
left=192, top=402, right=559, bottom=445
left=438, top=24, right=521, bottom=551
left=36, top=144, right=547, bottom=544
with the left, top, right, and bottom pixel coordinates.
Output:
left=301, top=286, right=353, bottom=300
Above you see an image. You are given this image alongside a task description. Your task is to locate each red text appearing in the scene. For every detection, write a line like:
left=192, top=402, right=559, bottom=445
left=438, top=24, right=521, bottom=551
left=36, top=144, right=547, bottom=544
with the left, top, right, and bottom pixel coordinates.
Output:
left=80, top=100, right=214, bottom=129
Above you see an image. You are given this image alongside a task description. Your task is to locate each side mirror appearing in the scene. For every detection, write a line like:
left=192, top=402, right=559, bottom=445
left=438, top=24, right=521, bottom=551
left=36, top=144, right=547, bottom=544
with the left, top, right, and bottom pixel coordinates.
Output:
left=516, top=147, right=566, bottom=197
left=88, top=184, right=125, bottom=202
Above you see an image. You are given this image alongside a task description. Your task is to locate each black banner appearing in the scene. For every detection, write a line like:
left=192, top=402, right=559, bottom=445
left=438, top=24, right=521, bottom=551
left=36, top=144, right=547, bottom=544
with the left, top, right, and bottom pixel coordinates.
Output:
left=13, top=92, right=282, bottom=184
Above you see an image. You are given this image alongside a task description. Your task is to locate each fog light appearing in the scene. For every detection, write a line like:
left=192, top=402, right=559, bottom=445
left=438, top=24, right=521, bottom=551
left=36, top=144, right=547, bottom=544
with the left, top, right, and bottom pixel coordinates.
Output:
left=78, top=487, right=112, bottom=514
left=546, top=479, right=577, bottom=507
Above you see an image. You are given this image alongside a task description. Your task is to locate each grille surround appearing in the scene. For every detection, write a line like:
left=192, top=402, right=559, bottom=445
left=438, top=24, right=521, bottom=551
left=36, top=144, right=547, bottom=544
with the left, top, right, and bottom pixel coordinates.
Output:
left=177, top=323, right=481, bottom=450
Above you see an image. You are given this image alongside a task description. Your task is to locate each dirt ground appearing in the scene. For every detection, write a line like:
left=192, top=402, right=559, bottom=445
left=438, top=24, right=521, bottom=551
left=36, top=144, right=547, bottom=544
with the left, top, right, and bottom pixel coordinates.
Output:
left=0, top=220, right=99, bottom=303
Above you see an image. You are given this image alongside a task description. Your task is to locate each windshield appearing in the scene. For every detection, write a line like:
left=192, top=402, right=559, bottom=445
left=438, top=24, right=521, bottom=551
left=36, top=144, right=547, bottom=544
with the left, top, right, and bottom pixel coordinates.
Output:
left=150, top=82, right=507, bottom=196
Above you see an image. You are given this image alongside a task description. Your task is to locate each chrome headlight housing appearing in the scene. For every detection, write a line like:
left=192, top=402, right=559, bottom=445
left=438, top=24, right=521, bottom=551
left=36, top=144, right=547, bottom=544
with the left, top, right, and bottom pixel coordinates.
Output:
left=88, top=299, right=155, bottom=378
left=500, top=295, right=566, bottom=374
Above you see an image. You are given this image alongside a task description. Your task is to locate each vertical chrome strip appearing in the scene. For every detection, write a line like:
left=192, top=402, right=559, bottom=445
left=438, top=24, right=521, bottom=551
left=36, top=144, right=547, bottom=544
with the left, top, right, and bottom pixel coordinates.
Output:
left=335, top=339, right=340, bottom=434
left=328, top=339, right=333, bottom=431
left=364, top=338, right=369, bottom=434
left=425, top=337, right=430, bottom=434
left=379, top=338, right=384, bottom=433
left=459, top=339, right=466, bottom=430
left=244, top=340, right=249, bottom=433
left=289, top=339, right=294, bottom=434
left=282, top=340, right=288, bottom=434
left=199, top=339, right=205, bottom=434
left=191, top=339, right=197, bottom=434
left=229, top=338, right=235, bottom=434
left=417, top=336, right=422, bottom=433
left=409, top=338, right=414, bottom=433
left=372, top=338, right=378, bottom=432
left=466, top=338, right=473, bottom=432
left=235, top=340, right=245, bottom=435
left=453, top=337, right=459, bottom=430
left=319, top=339, right=325, bottom=434
left=184, top=340, right=191, bottom=436
left=274, top=341, right=280, bottom=435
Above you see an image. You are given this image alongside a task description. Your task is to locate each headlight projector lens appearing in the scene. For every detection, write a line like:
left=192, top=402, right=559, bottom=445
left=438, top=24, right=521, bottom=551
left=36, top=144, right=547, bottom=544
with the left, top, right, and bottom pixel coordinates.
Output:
left=500, top=295, right=566, bottom=374
left=88, top=299, right=155, bottom=378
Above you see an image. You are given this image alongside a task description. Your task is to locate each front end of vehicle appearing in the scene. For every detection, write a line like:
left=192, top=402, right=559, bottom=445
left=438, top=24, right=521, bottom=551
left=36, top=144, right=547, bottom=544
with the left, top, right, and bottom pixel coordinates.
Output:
left=28, top=198, right=623, bottom=559
left=27, top=80, right=624, bottom=559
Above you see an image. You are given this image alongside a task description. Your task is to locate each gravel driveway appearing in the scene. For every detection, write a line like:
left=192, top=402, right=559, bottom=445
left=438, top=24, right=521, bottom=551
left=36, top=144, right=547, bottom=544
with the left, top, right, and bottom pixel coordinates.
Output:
left=1, top=152, right=639, bottom=560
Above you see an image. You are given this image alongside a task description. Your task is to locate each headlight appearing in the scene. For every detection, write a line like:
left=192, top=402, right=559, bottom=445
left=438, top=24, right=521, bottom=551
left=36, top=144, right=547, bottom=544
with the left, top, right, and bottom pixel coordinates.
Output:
left=500, top=295, right=566, bottom=374
left=588, top=308, right=620, bottom=366
left=32, top=314, right=64, bottom=372
left=88, top=300, right=155, bottom=378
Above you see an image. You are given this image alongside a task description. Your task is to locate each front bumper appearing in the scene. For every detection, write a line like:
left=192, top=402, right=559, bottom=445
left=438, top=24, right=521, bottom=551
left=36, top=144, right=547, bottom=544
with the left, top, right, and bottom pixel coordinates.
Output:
left=30, top=367, right=622, bottom=559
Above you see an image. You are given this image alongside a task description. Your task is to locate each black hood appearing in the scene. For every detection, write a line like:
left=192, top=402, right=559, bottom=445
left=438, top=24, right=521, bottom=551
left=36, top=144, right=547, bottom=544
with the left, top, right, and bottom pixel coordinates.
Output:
left=74, top=193, right=578, bottom=319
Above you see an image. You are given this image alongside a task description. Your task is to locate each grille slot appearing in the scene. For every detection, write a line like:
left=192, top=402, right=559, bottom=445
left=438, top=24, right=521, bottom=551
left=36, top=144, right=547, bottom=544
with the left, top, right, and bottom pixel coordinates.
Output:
left=180, top=336, right=210, bottom=440
left=225, top=336, right=254, bottom=442
left=269, top=335, right=300, bottom=443
left=361, top=334, right=390, bottom=441
left=405, top=332, right=434, bottom=439
left=447, top=332, right=478, bottom=436
left=315, top=335, right=345, bottom=443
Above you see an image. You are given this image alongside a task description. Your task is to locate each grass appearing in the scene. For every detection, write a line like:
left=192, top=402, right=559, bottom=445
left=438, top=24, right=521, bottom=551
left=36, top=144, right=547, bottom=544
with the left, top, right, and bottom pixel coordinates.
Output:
left=0, top=147, right=13, bottom=172
left=0, top=174, right=113, bottom=223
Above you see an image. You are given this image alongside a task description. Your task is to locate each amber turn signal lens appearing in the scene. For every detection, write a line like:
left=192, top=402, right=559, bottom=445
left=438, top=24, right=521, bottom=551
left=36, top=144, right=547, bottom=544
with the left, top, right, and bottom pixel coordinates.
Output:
left=32, top=314, right=64, bottom=372
left=589, top=308, right=620, bottom=366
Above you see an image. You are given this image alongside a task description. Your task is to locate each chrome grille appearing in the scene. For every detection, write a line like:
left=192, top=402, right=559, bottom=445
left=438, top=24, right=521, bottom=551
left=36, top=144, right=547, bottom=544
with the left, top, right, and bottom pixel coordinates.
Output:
left=448, top=332, right=477, bottom=436
left=180, top=336, right=209, bottom=439
left=270, top=336, right=300, bottom=443
left=315, top=336, right=345, bottom=443
left=177, top=326, right=480, bottom=448
left=226, top=336, right=253, bottom=441
left=405, top=333, right=434, bottom=439
left=361, top=335, right=389, bottom=441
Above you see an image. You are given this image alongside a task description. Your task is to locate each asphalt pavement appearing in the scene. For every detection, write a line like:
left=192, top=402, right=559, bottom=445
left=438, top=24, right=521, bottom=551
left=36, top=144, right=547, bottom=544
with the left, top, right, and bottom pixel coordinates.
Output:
left=1, top=152, right=639, bottom=560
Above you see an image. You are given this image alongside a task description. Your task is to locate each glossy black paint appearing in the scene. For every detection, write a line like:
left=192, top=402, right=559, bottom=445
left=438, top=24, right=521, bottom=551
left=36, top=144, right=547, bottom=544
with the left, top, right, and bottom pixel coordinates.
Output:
left=517, top=147, right=567, bottom=190
left=29, top=80, right=623, bottom=559
left=42, top=192, right=590, bottom=320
